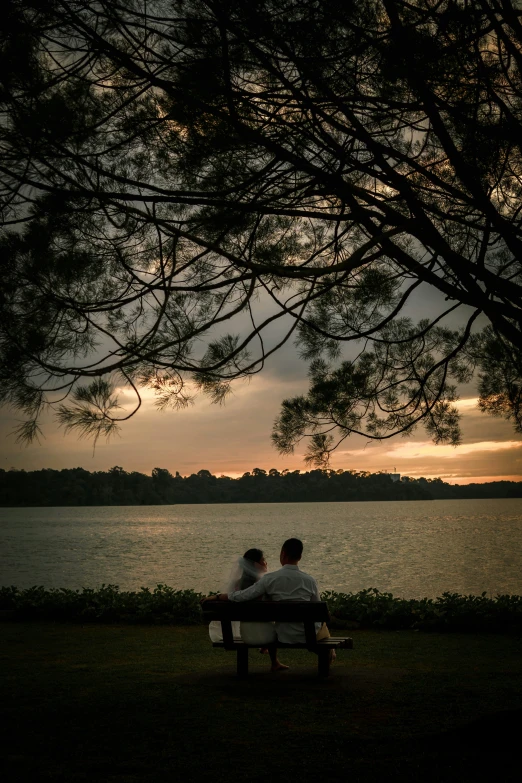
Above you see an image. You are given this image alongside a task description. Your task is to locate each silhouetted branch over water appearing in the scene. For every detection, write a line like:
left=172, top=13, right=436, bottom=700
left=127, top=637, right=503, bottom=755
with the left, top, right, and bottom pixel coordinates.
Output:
left=1, top=466, right=521, bottom=506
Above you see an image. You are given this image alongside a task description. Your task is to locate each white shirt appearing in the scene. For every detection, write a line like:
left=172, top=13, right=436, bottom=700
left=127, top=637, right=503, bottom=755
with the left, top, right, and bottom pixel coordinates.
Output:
left=228, top=564, right=322, bottom=644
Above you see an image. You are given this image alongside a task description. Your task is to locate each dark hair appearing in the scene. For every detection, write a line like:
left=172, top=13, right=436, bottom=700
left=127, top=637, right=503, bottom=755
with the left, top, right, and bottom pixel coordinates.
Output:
left=239, top=548, right=264, bottom=590
left=243, top=548, right=264, bottom=564
left=282, top=538, right=303, bottom=560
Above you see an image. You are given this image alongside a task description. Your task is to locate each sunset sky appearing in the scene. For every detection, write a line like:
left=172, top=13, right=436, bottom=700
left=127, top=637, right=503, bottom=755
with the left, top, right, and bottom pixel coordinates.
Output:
left=1, top=336, right=521, bottom=484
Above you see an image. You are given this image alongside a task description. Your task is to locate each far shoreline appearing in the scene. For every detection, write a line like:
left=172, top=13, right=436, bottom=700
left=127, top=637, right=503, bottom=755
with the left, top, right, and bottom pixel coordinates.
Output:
left=2, top=496, right=522, bottom=509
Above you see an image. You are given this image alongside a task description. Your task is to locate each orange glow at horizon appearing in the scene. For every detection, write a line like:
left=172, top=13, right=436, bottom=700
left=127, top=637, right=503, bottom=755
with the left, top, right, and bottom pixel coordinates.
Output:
left=200, top=470, right=522, bottom=485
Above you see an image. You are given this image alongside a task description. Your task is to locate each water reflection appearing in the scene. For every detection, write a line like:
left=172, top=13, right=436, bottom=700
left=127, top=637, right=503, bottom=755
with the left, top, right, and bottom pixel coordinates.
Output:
left=0, top=499, right=521, bottom=597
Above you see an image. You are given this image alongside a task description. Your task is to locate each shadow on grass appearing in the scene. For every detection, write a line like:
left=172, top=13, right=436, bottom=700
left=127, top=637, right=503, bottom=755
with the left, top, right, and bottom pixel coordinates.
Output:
left=176, top=662, right=407, bottom=690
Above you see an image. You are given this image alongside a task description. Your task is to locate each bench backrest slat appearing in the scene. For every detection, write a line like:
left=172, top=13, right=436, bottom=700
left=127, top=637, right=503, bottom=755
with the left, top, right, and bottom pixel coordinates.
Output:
left=201, top=600, right=329, bottom=623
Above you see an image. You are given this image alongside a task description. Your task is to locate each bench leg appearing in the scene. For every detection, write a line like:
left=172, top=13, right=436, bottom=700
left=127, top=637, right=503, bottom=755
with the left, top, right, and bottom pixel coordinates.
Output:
left=317, top=649, right=330, bottom=678
left=237, top=646, right=249, bottom=677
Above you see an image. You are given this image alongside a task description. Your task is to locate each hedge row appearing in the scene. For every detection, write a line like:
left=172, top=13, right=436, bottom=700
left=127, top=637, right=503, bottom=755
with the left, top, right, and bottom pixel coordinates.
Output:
left=322, top=588, right=522, bottom=633
left=0, top=584, right=205, bottom=625
left=1, top=585, right=522, bottom=632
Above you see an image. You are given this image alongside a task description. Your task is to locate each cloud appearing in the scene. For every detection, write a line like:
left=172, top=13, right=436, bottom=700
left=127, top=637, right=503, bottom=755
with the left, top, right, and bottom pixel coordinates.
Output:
left=380, top=440, right=522, bottom=460
left=335, top=435, right=522, bottom=484
left=454, top=397, right=480, bottom=411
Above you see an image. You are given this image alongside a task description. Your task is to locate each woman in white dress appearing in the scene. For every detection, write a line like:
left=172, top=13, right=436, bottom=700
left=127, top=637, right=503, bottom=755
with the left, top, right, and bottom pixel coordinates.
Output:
left=207, top=548, right=288, bottom=671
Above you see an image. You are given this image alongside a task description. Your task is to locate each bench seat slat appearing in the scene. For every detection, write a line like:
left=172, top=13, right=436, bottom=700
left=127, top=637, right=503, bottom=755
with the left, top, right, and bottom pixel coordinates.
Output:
left=212, top=638, right=352, bottom=650
left=211, top=640, right=353, bottom=649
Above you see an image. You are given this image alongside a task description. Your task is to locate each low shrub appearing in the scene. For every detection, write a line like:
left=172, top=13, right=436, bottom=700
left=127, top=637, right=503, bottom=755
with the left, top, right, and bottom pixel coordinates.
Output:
left=0, top=584, right=204, bottom=625
left=323, top=588, right=522, bottom=633
left=1, top=584, right=521, bottom=632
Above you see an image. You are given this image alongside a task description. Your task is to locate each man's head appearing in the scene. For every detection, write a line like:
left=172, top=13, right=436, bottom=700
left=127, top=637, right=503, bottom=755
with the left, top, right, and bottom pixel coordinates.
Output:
left=280, top=537, right=303, bottom=565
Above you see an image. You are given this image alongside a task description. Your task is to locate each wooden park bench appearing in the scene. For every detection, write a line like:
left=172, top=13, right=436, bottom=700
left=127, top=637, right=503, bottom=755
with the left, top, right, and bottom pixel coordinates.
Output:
left=201, top=600, right=353, bottom=677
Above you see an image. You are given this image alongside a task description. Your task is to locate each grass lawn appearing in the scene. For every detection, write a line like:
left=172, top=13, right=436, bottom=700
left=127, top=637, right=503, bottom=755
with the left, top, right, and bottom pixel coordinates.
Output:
left=1, top=623, right=521, bottom=782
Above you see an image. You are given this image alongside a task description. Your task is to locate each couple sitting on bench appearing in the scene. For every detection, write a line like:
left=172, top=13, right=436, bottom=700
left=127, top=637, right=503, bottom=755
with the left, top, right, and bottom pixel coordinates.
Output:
left=204, top=537, right=335, bottom=672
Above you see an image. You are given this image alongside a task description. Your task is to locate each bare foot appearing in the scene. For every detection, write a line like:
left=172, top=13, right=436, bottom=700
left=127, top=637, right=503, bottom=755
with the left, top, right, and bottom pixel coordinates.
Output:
left=271, top=661, right=290, bottom=672
left=259, top=647, right=269, bottom=655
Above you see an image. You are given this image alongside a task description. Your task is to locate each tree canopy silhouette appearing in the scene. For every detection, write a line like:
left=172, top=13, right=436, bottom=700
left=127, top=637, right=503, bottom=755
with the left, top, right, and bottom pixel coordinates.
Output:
left=1, top=0, right=521, bottom=464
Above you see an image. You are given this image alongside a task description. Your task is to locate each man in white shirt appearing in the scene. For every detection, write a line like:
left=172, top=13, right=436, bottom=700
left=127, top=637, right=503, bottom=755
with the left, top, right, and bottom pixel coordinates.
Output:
left=221, top=538, right=326, bottom=645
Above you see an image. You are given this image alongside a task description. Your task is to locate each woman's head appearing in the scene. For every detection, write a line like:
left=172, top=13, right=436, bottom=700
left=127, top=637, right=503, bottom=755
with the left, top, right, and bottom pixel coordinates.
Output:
left=243, top=547, right=267, bottom=573
left=237, top=547, right=267, bottom=590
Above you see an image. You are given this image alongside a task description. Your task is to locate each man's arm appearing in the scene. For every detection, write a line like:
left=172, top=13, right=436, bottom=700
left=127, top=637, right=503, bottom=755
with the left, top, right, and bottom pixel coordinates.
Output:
left=228, top=578, right=267, bottom=602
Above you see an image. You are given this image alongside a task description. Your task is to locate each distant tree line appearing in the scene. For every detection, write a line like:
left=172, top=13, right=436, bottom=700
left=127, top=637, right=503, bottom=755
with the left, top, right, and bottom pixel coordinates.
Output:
left=1, top=466, right=521, bottom=507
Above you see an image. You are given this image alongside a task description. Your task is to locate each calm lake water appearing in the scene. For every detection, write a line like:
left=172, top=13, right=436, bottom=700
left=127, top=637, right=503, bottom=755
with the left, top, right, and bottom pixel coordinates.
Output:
left=1, top=499, right=521, bottom=598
